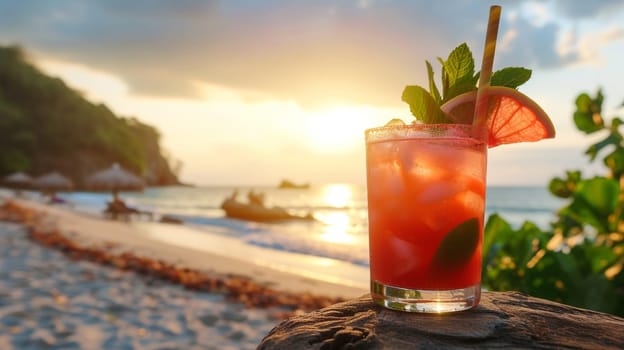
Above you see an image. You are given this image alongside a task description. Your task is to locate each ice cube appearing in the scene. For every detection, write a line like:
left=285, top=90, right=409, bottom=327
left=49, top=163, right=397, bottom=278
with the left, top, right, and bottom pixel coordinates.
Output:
left=367, top=162, right=405, bottom=199
left=420, top=186, right=485, bottom=233
left=418, top=181, right=463, bottom=204
left=385, top=235, right=423, bottom=277
left=397, top=144, right=415, bottom=173
left=421, top=207, right=448, bottom=232
left=458, top=189, right=485, bottom=218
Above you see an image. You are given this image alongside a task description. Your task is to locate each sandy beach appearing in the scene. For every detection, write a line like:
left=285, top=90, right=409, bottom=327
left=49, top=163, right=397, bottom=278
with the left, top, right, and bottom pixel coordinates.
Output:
left=11, top=197, right=367, bottom=298
left=0, top=195, right=367, bottom=349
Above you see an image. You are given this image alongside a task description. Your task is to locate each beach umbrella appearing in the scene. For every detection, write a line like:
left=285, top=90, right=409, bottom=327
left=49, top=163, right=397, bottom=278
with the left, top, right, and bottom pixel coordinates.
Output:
left=85, top=163, right=145, bottom=200
left=34, top=171, right=74, bottom=192
left=3, top=171, right=33, bottom=189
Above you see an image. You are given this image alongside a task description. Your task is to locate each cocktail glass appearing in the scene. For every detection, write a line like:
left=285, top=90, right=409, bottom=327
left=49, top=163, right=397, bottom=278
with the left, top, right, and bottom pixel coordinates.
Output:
left=365, top=123, right=486, bottom=313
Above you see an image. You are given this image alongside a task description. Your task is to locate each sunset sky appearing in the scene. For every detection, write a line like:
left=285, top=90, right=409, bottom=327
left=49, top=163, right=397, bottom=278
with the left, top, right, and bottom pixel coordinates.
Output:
left=1, top=0, right=624, bottom=186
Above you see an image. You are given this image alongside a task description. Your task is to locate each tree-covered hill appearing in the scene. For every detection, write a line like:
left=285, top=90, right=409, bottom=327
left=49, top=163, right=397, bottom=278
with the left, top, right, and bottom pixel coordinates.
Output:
left=0, top=45, right=181, bottom=187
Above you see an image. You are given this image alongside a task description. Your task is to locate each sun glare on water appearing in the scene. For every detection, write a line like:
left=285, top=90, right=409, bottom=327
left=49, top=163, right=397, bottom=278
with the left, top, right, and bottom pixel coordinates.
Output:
left=322, top=184, right=352, bottom=208
left=317, top=184, right=357, bottom=245
left=319, top=212, right=355, bottom=245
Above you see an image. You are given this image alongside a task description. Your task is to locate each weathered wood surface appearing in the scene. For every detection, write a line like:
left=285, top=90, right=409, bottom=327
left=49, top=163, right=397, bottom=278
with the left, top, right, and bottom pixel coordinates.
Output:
left=258, top=291, right=624, bottom=349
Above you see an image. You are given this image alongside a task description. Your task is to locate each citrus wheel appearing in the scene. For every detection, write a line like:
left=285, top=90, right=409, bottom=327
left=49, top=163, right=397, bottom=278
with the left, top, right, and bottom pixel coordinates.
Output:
left=441, top=86, right=556, bottom=147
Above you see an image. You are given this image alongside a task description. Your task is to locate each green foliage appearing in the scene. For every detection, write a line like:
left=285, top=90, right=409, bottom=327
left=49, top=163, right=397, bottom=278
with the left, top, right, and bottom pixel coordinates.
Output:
left=490, top=67, right=532, bottom=89
left=401, top=43, right=531, bottom=124
left=401, top=85, right=451, bottom=123
left=440, top=43, right=478, bottom=102
left=573, top=91, right=604, bottom=134
left=483, top=89, right=624, bottom=317
left=0, top=45, right=180, bottom=186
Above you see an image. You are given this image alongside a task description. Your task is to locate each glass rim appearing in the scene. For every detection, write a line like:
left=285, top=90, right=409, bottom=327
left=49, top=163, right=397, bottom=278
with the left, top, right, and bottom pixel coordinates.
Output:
left=365, top=123, right=479, bottom=143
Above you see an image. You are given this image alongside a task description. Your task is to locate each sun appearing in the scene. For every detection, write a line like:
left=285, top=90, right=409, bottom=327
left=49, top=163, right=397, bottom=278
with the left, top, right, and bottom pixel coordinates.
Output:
left=304, top=106, right=379, bottom=153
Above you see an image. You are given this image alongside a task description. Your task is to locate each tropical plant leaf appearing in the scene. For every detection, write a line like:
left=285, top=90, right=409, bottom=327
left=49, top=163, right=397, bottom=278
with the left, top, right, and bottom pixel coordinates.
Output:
left=573, top=93, right=604, bottom=134
left=604, top=149, right=624, bottom=178
left=483, top=213, right=511, bottom=264
left=566, top=178, right=619, bottom=233
left=549, top=178, right=571, bottom=198
left=576, top=178, right=619, bottom=217
left=585, top=132, right=622, bottom=161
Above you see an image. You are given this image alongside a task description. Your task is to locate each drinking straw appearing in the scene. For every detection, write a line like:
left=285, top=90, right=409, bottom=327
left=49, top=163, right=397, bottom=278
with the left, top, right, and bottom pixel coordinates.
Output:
left=473, top=5, right=502, bottom=141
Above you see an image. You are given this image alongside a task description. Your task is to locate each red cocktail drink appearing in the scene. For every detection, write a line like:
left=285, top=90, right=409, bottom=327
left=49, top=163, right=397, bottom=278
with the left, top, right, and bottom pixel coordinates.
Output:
left=366, top=124, right=486, bottom=312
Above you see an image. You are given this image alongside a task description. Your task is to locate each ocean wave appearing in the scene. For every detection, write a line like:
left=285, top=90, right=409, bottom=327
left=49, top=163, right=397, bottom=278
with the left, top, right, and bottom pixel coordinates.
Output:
left=160, top=213, right=271, bottom=238
left=245, top=234, right=370, bottom=267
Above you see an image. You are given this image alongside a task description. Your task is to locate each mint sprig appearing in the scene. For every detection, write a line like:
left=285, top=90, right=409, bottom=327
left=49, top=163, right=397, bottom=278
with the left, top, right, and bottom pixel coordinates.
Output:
left=426, top=60, right=441, bottom=104
left=401, top=85, right=451, bottom=123
left=490, top=67, right=532, bottom=88
left=442, top=43, right=479, bottom=102
left=401, top=43, right=532, bottom=124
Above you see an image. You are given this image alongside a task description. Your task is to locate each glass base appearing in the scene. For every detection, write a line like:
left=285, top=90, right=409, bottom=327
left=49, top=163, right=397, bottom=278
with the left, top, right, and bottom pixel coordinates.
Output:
left=371, top=280, right=480, bottom=313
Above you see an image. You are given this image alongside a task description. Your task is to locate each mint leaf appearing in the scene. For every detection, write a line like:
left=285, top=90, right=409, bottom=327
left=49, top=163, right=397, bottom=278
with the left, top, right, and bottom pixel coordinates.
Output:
left=445, top=77, right=478, bottom=102
left=426, top=60, right=441, bottom=104
left=432, top=218, right=480, bottom=269
left=444, top=43, right=475, bottom=90
left=491, top=67, right=532, bottom=88
left=402, top=85, right=451, bottom=123
left=437, top=57, right=448, bottom=98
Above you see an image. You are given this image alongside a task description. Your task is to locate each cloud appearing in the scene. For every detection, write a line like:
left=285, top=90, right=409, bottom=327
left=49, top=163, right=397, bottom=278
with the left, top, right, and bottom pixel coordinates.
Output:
left=0, top=1, right=462, bottom=106
left=495, top=2, right=624, bottom=70
left=575, top=26, right=624, bottom=63
left=552, top=0, right=624, bottom=19
left=1, top=0, right=623, bottom=107
left=495, top=15, right=578, bottom=68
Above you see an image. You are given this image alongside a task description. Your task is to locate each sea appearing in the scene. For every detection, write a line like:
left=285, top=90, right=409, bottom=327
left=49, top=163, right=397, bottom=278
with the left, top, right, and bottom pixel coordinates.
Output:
left=14, top=184, right=566, bottom=290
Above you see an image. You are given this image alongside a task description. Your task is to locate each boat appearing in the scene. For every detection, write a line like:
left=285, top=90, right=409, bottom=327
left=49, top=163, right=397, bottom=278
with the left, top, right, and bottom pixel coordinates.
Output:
left=278, top=179, right=310, bottom=189
left=221, top=198, right=314, bottom=222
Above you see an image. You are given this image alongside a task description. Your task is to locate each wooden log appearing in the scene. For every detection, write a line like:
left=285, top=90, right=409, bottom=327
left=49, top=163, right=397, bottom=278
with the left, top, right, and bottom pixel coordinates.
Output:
left=258, top=291, right=624, bottom=349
